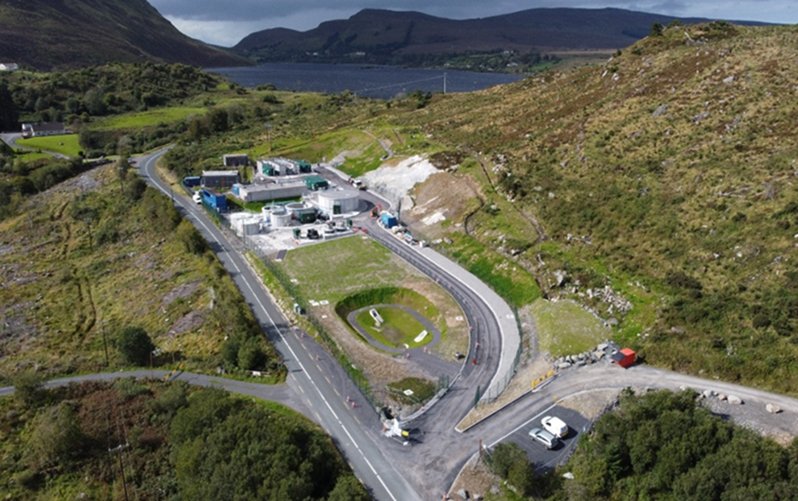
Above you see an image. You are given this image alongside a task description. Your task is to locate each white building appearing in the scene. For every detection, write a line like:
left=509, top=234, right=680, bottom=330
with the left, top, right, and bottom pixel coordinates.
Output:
left=234, top=181, right=306, bottom=202
left=315, top=189, right=361, bottom=217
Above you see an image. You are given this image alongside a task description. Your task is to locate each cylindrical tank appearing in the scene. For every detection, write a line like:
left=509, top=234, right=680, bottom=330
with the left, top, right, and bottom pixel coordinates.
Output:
left=271, top=207, right=292, bottom=227
left=286, top=202, right=304, bottom=215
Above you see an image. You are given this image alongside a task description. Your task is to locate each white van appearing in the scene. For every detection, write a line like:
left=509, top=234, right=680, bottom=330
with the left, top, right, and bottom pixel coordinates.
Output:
left=541, top=415, right=568, bottom=438
left=192, top=192, right=202, bottom=204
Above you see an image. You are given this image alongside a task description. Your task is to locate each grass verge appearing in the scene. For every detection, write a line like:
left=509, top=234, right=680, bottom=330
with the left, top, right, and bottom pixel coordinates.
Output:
left=531, top=299, right=609, bottom=357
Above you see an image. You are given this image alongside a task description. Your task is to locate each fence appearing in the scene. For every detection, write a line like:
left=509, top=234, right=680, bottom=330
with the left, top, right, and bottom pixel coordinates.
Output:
left=474, top=307, right=524, bottom=407
left=249, top=250, right=380, bottom=409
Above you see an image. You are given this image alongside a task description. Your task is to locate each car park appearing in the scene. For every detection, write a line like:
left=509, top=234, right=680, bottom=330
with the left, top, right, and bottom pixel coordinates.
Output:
left=528, top=427, right=559, bottom=449
left=541, top=415, right=569, bottom=438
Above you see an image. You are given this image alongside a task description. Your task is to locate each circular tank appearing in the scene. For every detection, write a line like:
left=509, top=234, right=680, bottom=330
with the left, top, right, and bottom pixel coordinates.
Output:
left=270, top=207, right=292, bottom=227
left=286, top=202, right=305, bottom=214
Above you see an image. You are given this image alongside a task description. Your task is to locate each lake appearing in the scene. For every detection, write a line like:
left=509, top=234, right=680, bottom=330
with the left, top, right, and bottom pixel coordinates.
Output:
left=206, top=62, right=523, bottom=99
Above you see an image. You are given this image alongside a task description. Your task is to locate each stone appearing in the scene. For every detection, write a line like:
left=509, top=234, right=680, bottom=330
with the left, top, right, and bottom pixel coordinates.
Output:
left=766, top=403, right=782, bottom=414
left=717, top=394, right=727, bottom=401
left=562, top=472, right=575, bottom=480
left=652, top=104, right=669, bottom=117
left=576, top=359, right=586, bottom=367
left=722, top=75, right=735, bottom=84
left=557, top=362, right=572, bottom=370
left=727, top=395, right=743, bottom=405
left=457, top=489, right=470, bottom=500
left=597, top=342, right=609, bottom=351
left=702, top=390, right=713, bottom=399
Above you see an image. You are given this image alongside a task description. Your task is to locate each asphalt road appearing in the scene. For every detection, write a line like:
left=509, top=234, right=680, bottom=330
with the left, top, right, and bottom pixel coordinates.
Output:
left=138, top=149, right=421, bottom=501
left=5, top=149, right=798, bottom=499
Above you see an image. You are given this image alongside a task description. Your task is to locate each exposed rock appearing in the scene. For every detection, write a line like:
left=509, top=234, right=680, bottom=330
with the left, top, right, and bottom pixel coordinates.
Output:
left=717, top=394, right=727, bottom=401
left=554, top=270, right=568, bottom=287
left=702, top=390, right=713, bottom=399
left=457, top=488, right=470, bottom=500
left=562, top=472, right=575, bottom=480
left=722, top=75, right=735, bottom=84
left=652, top=104, right=668, bottom=117
left=766, top=403, right=782, bottom=414
left=556, top=362, right=572, bottom=369
left=727, top=395, right=743, bottom=405
left=597, top=342, right=609, bottom=351
left=692, top=111, right=710, bottom=124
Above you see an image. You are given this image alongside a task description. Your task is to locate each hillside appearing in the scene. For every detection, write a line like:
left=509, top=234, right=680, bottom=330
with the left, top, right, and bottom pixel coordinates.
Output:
left=398, top=23, right=798, bottom=392
left=234, top=7, right=758, bottom=65
left=0, top=0, right=245, bottom=70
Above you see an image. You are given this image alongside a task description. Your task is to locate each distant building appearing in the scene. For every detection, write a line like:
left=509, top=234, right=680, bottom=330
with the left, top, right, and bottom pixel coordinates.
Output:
left=21, top=122, right=68, bottom=138
left=315, top=189, right=360, bottom=217
left=232, top=181, right=306, bottom=202
left=202, top=170, right=239, bottom=189
left=0, top=63, right=19, bottom=72
left=222, top=153, right=249, bottom=168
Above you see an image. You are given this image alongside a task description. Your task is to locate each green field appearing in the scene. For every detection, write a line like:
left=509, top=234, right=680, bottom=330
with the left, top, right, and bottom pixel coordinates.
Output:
left=354, top=307, right=431, bottom=349
left=282, top=236, right=406, bottom=303
left=17, top=134, right=81, bottom=157
left=531, top=298, right=609, bottom=357
left=91, top=106, right=207, bottom=130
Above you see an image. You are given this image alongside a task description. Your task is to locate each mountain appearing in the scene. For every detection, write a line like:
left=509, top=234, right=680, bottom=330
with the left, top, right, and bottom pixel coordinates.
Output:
left=0, top=0, right=246, bottom=70
left=233, top=7, right=764, bottom=63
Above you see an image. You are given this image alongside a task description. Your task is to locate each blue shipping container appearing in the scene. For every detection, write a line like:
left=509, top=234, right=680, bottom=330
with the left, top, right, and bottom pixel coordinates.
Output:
left=232, top=184, right=241, bottom=197
left=380, top=212, right=398, bottom=228
left=201, top=190, right=228, bottom=212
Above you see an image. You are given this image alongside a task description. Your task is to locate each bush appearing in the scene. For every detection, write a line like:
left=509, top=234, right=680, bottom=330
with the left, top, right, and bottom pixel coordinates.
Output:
left=13, top=370, right=45, bottom=408
left=176, top=220, right=207, bottom=255
left=117, top=326, right=155, bottom=366
left=237, top=337, right=266, bottom=371
left=26, top=402, right=86, bottom=469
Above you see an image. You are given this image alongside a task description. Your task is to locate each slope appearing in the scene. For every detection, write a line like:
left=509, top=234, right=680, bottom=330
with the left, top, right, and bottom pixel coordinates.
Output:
left=0, top=0, right=245, bottom=70
left=398, top=22, right=798, bottom=392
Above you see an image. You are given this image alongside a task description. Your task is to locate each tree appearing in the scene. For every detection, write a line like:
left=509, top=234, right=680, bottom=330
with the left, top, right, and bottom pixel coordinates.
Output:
left=651, top=23, right=665, bottom=36
left=26, top=402, right=85, bottom=469
left=13, top=370, right=44, bottom=408
left=328, top=475, right=369, bottom=501
left=117, top=326, right=155, bottom=365
left=176, top=219, right=207, bottom=255
left=0, top=80, right=19, bottom=130
left=237, top=337, right=266, bottom=371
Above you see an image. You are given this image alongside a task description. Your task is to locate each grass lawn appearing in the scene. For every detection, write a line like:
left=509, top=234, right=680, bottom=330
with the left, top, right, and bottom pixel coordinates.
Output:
left=91, top=106, right=207, bottom=130
left=281, top=236, right=406, bottom=303
left=532, top=298, right=609, bottom=357
left=387, top=377, right=436, bottom=405
left=354, top=307, right=431, bottom=348
left=17, top=134, right=81, bottom=157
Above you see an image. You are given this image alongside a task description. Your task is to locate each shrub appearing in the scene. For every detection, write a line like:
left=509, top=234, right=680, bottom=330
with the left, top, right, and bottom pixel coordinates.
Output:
left=117, top=326, right=155, bottom=366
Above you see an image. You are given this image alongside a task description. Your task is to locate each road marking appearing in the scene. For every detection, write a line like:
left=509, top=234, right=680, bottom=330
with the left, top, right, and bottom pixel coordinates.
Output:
left=488, top=402, right=559, bottom=448
left=143, top=151, right=403, bottom=501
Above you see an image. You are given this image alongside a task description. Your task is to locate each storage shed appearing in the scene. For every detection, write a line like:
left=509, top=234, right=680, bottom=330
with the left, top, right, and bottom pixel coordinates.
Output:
left=611, top=348, right=637, bottom=369
left=202, top=170, right=239, bottom=188
left=222, top=153, right=249, bottom=167
left=235, top=181, right=306, bottom=202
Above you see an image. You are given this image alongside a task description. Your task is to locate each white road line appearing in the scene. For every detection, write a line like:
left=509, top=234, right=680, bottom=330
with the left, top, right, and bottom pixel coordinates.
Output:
left=142, top=152, right=402, bottom=501
left=488, top=402, right=558, bottom=448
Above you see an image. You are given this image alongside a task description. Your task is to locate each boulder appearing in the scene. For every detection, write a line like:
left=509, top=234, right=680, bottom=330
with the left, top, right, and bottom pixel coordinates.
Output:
left=717, top=394, right=727, bottom=401
left=576, top=359, right=586, bottom=367
left=652, top=104, right=668, bottom=117
left=766, top=403, right=782, bottom=414
left=457, top=488, right=470, bottom=500
left=597, top=342, right=609, bottom=351
left=702, top=390, right=713, bottom=400
left=727, top=395, right=743, bottom=405
left=556, top=362, right=572, bottom=370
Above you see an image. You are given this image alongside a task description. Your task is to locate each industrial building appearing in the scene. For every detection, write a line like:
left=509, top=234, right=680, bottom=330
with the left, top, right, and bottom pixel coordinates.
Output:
left=256, top=157, right=314, bottom=177
left=202, top=170, right=240, bottom=188
left=315, top=189, right=360, bottom=216
left=232, top=180, right=307, bottom=202
left=223, top=153, right=249, bottom=167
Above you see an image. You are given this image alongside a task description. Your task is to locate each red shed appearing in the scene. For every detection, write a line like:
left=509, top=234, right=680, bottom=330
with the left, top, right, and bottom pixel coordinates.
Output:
left=611, top=348, right=637, bottom=368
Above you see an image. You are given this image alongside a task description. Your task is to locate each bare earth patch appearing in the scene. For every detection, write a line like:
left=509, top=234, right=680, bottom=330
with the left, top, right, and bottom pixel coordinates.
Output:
left=448, top=453, right=501, bottom=501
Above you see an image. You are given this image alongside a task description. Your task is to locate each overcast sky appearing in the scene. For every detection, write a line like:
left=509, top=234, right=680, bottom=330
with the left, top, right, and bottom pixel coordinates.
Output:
left=149, top=0, right=798, bottom=47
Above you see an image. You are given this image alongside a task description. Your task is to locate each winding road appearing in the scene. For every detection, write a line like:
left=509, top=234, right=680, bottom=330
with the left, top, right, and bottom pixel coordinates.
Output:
left=5, top=147, right=798, bottom=500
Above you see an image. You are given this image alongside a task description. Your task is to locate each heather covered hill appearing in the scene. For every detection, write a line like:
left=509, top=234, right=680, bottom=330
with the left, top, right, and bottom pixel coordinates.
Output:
left=402, top=23, right=798, bottom=390
left=0, top=0, right=245, bottom=69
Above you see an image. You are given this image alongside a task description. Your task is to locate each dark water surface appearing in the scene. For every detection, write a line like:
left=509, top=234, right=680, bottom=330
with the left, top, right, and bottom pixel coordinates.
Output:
left=207, top=62, right=523, bottom=99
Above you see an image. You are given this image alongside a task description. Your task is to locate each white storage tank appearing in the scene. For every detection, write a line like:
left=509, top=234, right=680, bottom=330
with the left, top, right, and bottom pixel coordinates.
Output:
left=317, top=189, right=360, bottom=216
left=270, top=206, right=292, bottom=227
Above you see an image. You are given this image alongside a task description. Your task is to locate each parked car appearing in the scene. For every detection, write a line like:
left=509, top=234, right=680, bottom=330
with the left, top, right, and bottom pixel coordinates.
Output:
left=528, top=427, right=559, bottom=449
left=541, top=416, right=569, bottom=438
left=192, top=192, right=202, bottom=204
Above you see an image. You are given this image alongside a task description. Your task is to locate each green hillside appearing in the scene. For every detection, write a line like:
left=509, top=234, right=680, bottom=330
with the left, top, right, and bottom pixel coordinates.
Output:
left=399, top=23, right=798, bottom=391
left=0, top=0, right=245, bottom=70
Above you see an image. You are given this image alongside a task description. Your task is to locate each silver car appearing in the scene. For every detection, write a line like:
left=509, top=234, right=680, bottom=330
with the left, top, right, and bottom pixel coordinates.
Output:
left=528, top=427, right=559, bottom=449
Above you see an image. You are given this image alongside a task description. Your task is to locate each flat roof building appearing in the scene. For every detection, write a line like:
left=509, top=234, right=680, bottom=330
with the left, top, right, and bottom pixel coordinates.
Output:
left=222, top=153, right=249, bottom=168
left=202, top=170, right=239, bottom=189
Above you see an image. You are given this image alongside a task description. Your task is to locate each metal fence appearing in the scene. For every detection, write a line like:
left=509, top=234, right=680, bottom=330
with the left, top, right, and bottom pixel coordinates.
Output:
left=474, top=307, right=524, bottom=407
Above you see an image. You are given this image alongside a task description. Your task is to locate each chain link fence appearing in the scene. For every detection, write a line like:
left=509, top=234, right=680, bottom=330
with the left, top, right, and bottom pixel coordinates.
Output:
left=474, top=307, right=524, bottom=407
